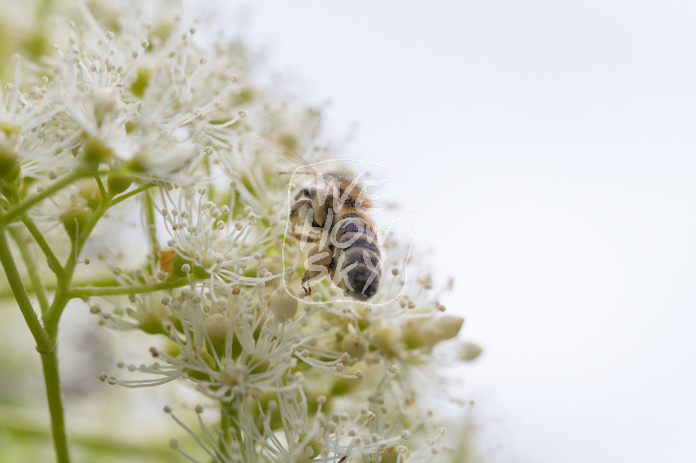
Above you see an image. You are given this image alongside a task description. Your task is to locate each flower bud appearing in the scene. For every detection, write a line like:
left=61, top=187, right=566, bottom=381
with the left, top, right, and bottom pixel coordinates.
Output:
left=416, top=315, right=464, bottom=349
left=341, top=333, right=369, bottom=360
left=204, top=313, right=229, bottom=340
left=107, top=170, right=134, bottom=195
left=77, top=179, right=101, bottom=210
left=204, top=312, right=230, bottom=356
left=270, top=292, right=298, bottom=322
left=301, top=437, right=322, bottom=460
left=0, top=141, right=20, bottom=182
left=92, top=88, right=123, bottom=127
left=60, top=205, right=92, bottom=241
left=168, top=253, right=210, bottom=280
left=219, top=360, right=249, bottom=389
left=459, top=342, right=483, bottom=361
left=82, top=135, right=114, bottom=167
left=130, top=68, right=151, bottom=98
left=0, top=121, right=20, bottom=136
left=139, top=303, right=170, bottom=335
left=379, top=446, right=400, bottom=463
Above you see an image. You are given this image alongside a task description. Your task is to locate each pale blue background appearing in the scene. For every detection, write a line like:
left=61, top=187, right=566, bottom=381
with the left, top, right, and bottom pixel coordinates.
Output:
left=187, top=1, right=696, bottom=461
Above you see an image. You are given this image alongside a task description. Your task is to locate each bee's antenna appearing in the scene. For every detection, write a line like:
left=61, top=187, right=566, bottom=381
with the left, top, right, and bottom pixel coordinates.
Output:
left=281, top=171, right=319, bottom=176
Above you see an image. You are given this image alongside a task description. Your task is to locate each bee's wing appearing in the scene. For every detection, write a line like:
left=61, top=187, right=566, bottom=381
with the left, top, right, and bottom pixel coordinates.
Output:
left=251, top=136, right=319, bottom=178
left=252, top=137, right=359, bottom=194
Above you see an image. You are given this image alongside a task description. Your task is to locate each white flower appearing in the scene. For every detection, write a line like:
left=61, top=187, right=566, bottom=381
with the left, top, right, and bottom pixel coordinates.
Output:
left=18, top=3, right=481, bottom=462
left=164, top=391, right=432, bottom=463
left=156, top=185, right=284, bottom=294
left=103, top=285, right=300, bottom=401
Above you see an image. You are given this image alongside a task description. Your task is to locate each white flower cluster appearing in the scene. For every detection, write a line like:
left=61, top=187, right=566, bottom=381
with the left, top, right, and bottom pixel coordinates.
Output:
left=0, top=1, right=481, bottom=462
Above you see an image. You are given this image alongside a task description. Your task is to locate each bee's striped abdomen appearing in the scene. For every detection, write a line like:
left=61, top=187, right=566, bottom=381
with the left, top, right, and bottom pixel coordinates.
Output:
left=332, top=213, right=381, bottom=300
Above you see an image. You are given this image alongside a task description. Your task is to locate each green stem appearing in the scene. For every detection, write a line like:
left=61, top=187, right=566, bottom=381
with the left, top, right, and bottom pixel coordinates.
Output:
left=142, top=188, right=159, bottom=272
left=20, top=212, right=64, bottom=275
left=44, top=273, right=71, bottom=341
left=0, top=171, right=159, bottom=463
left=0, top=228, right=50, bottom=350
left=94, top=175, right=107, bottom=199
left=110, top=182, right=154, bottom=207
left=45, top=191, right=110, bottom=332
left=0, top=228, right=69, bottom=463
left=228, top=400, right=245, bottom=460
left=0, top=275, right=126, bottom=301
left=68, top=277, right=189, bottom=299
left=39, top=349, right=71, bottom=463
left=218, top=404, right=231, bottom=457
left=9, top=226, right=50, bottom=316
left=0, top=169, right=92, bottom=225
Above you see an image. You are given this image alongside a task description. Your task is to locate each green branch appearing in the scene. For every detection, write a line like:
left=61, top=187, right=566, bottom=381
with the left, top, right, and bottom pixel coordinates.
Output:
left=39, top=348, right=71, bottom=463
left=94, top=174, right=107, bottom=199
left=9, top=226, right=50, bottom=316
left=0, top=228, right=50, bottom=350
left=45, top=188, right=111, bottom=333
left=0, top=227, right=70, bottom=463
left=20, top=212, right=63, bottom=275
left=142, top=188, right=159, bottom=273
left=0, top=169, right=94, bottom=225
left=68, top=277, right=189, bottom=299
left=110, top=182, right=155, bottom=207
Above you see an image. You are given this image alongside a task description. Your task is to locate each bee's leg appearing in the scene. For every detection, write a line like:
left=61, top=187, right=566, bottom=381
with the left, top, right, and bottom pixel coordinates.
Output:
left=289, top=199, right=326, bottom=242
left=294, top=187, right=311, bottom=200
left=301, top=270, right=312, bottom=295
left=290, top=198, right=312, bottom=224
left=289, top=226, right=323, bottom=242
left=301, top=243, right=332, bottom=296
left=289, top=198, right=314, bottom=240
left=307, top=228, right=325, bottom=241
left=327, top=252, right=337, bottom=282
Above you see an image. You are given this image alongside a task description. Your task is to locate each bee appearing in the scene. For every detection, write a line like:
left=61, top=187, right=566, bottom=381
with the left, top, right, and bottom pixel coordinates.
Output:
left=288, top=168, right=383, bottom=301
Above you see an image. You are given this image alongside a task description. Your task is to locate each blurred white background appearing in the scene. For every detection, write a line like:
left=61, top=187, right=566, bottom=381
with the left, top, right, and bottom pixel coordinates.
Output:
left=186, top=1, right=696, bottom=462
